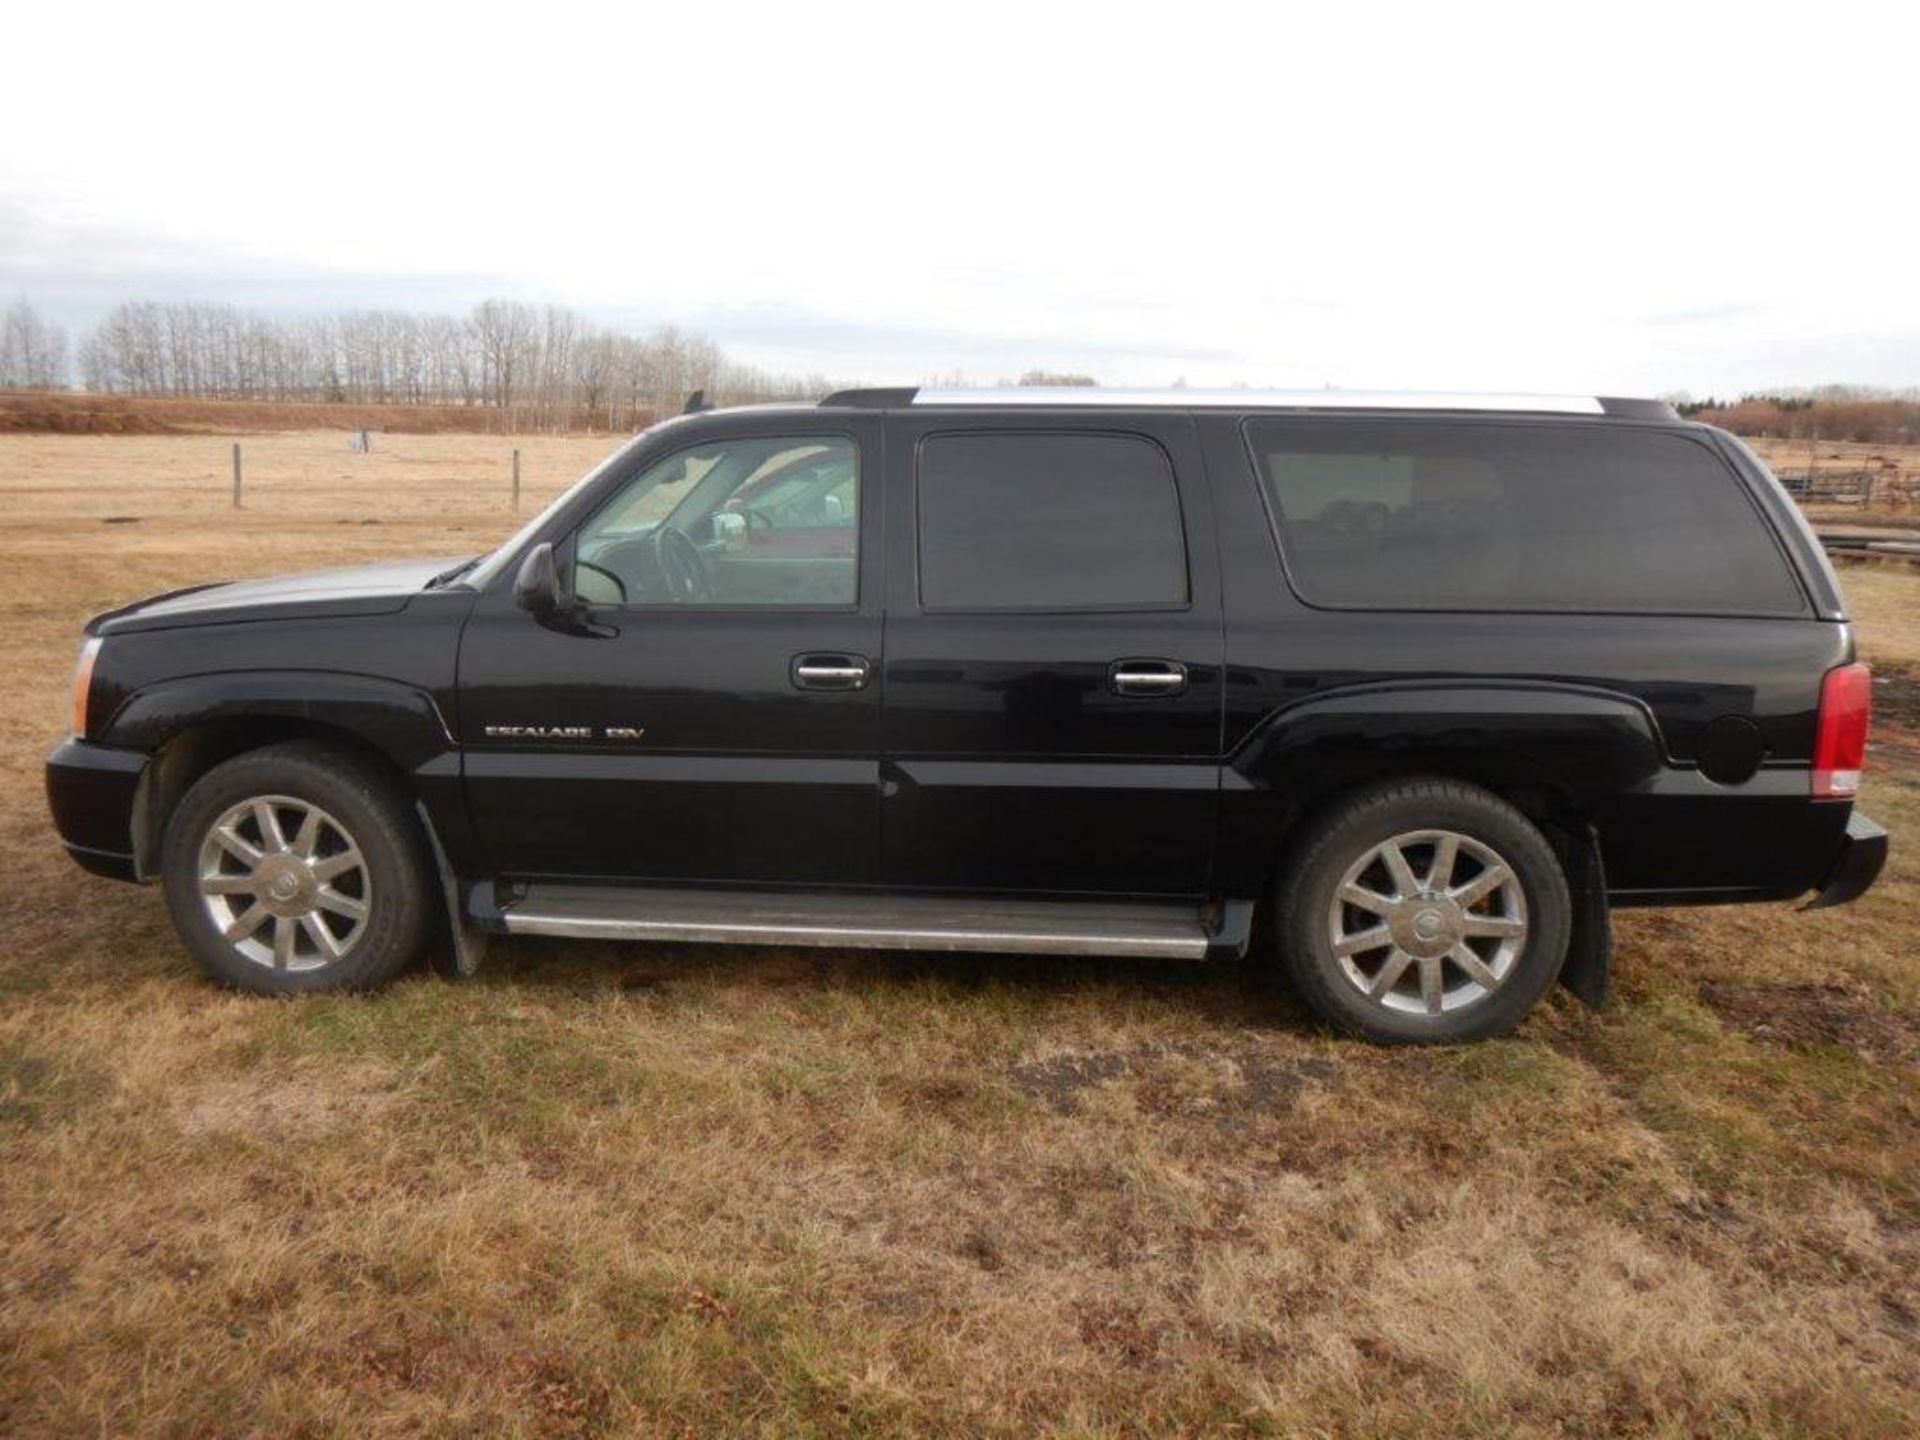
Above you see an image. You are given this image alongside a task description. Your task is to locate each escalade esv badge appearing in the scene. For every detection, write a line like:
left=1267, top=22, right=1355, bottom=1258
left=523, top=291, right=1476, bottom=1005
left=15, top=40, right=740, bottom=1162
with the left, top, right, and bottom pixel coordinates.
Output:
left=482, top=725, right=645, bottom=742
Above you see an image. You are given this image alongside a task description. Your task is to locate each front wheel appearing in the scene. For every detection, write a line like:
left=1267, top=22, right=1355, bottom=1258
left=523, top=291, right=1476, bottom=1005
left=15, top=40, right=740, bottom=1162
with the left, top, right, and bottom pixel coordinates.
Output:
left=1274, top=779, right=1571, bottom=1044
left=160, top=742, right=436, bottom=994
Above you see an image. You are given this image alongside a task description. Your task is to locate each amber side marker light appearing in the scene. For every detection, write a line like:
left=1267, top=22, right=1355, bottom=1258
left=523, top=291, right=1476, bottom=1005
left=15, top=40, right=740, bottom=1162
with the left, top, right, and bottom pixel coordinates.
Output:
left=71, top=636, right=102, bottom=739
left=1812, top=661, right=1871, bottom=800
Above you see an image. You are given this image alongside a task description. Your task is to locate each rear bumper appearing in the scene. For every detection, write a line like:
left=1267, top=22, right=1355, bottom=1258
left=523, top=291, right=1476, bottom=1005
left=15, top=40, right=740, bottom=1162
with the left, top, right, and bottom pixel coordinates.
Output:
left=45, top=739, right=147, bottom=882
left=1802, top=810, right=1888, bottom=911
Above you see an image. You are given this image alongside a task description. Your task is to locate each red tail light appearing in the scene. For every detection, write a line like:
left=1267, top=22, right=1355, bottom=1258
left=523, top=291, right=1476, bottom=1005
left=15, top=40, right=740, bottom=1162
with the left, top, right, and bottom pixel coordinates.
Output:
left=1812, top=662, right=1871, bottom=800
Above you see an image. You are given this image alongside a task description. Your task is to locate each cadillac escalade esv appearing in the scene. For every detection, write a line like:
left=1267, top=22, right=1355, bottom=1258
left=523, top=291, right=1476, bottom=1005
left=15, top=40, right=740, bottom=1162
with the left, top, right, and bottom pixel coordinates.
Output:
left=45, top=388, right=1887, bottom=1042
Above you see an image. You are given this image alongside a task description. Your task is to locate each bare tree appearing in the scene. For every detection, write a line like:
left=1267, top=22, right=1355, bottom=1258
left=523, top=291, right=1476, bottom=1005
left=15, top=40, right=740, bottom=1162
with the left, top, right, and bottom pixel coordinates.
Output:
left=470, top=299, right=537, bottom=418
left=1, top=300, right=70, bottom=390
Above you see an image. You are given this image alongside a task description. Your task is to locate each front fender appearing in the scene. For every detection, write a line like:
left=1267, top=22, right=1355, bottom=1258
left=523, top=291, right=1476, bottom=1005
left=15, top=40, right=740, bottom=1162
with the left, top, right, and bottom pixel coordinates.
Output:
left=1216, top=680, right=1668, bottom=894
left=101, top=671, right=471, bottom=880
left=103, top=671, right=454, bottom=771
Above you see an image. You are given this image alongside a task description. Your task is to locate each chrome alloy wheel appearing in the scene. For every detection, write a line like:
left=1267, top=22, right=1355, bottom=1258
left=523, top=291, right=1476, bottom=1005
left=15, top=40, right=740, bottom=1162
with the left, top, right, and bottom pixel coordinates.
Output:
left=1326, top=829, right=1528, bottom=1017
left=196, top=795, right=371, bottom=972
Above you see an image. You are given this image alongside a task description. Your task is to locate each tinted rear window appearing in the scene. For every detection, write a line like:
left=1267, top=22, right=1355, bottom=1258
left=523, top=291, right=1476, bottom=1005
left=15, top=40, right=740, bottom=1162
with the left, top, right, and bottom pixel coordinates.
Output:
left=1248, top=421, right=1805, bottom=616
left=917, top=432, right=1188, bottom=610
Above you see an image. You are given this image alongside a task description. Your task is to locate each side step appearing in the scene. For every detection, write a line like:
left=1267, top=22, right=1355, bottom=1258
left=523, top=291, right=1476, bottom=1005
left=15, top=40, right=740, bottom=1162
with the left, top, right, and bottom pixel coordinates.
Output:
left=498, top=884, right=1247, bottom=960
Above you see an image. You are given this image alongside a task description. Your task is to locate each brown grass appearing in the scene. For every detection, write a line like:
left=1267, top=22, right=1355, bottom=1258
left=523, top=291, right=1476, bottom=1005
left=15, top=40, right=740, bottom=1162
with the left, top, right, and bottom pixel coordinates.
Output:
left=0, top=432, right=1915, bottom=1438
left=0, top=392, right=631, bottom=437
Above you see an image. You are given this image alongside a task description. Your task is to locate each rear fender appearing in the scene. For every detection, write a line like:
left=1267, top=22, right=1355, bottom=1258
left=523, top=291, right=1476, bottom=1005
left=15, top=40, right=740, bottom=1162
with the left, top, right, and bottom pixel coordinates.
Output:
left=1218, top=680, right=1667, bottom=895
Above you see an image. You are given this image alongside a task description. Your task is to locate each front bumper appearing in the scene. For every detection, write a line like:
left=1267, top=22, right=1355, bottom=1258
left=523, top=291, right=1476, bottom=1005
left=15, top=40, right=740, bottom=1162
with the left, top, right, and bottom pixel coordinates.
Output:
left=1802, top=810, right=1888, bottom=911
left=45, top=739, right=148, bottom=882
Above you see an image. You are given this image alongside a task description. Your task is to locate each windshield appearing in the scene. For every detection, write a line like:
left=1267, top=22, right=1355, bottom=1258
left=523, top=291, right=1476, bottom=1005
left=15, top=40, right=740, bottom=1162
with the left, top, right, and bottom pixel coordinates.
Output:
left=461, top=429, right=661, bottom=591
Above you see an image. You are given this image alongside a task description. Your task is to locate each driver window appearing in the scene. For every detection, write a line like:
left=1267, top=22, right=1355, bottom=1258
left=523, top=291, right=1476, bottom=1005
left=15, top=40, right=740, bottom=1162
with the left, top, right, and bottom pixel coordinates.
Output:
left=570, top=436, right=859, bottom=608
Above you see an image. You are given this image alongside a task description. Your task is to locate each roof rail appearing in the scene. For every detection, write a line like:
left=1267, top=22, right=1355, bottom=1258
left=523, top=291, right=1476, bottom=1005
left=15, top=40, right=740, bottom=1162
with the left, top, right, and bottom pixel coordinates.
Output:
left=818, top=386, right=1675, bottom=419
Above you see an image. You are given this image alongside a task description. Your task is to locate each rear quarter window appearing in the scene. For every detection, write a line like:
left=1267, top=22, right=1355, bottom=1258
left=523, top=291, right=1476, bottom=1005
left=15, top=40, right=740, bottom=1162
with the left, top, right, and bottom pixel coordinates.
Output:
left=1247, top=420, right=1807, bottom=616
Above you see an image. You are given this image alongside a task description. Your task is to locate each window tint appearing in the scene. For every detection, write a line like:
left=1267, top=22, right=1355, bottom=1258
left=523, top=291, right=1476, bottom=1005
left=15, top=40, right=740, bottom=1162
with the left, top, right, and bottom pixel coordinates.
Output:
left=1249, top=421, right=1805, bottom=616
left=917, top=432, right=1188, bottom=611
left=572, top=436, right=857, bottom=607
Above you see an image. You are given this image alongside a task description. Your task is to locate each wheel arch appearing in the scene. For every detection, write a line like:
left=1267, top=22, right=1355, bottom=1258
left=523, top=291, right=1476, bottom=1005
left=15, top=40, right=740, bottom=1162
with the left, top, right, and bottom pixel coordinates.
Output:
left=107, top=672, right=460, bottom=881
left=1221, top=680, right=1664, bottom=899
left=1255, top=751, right=1583, bottom=880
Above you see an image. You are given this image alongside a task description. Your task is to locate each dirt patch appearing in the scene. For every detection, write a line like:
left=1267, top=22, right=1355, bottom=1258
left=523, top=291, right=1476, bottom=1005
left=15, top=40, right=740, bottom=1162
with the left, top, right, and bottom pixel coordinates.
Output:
left=1699, top=982, right=1917, bottom=1065
left=1863, top=662, right=1920, bottom=765
left=1009, top=1043, right=1338, bottom=1115
left=1009, top=1051, right=1132, bottom=1111
left=1872, top=663, right=1920, bottom=733
left=174, top=1064, right=404, bottom=1139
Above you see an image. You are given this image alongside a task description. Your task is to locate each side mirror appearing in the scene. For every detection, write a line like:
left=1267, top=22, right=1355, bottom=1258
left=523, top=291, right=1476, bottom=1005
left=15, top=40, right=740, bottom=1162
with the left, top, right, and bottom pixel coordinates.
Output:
left=513, top=542, right=561, bottom=617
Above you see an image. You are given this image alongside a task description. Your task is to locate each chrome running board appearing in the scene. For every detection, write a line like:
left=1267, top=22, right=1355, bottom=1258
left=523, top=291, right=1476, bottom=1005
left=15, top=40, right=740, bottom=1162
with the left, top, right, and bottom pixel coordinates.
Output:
left=498, top=884, right=1231, bottom=960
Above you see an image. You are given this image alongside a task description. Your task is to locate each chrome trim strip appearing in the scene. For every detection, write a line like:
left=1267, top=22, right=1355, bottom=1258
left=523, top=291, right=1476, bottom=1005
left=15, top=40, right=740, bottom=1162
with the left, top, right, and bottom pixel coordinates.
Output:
left=501, top=887, right=1212, bottom=959
left=504, top=911, right=1209, bottom=958
left=911, top=387, right=1607, bottom=414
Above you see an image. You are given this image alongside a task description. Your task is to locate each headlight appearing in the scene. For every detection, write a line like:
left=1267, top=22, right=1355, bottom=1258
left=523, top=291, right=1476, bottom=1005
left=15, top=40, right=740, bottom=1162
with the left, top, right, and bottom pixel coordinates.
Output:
left=71, top=636, right=103, bottom=739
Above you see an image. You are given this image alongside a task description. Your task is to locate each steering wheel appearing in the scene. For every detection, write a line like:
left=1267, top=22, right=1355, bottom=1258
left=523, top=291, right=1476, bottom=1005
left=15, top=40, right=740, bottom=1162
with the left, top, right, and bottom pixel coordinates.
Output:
left=572, top=557, right=627, bottom=605
left=650, top=524, right=712, bottom=602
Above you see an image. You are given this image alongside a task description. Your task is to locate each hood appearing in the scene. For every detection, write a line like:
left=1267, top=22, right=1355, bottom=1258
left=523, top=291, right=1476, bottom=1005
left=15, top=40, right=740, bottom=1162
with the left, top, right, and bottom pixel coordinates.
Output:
left=90, top=556, right=471, bottom=635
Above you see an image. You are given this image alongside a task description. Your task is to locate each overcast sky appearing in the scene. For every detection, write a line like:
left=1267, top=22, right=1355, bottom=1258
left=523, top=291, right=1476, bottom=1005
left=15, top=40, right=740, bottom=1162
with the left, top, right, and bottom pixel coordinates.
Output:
left=4, top=1, right=1915, bottom=396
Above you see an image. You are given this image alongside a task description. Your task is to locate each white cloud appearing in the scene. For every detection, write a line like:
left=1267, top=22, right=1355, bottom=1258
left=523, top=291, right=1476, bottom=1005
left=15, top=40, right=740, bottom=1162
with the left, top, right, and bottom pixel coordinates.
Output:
left=4, top=0, right=1916, bottom=392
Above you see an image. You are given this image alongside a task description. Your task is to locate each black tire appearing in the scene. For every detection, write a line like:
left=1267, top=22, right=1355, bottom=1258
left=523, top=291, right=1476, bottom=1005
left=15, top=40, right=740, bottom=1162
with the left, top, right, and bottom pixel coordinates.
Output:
left=1273, top=778, right=1571, bottom=1044
left=160, top=741, right=436, bottom=995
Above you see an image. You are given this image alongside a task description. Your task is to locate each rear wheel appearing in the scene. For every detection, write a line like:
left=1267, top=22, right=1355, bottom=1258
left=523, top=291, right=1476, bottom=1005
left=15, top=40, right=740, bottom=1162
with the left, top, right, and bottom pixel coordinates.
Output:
left=161, top=742, right=435, bottom=994
left=1274, top=779, right=1571, bottom=1043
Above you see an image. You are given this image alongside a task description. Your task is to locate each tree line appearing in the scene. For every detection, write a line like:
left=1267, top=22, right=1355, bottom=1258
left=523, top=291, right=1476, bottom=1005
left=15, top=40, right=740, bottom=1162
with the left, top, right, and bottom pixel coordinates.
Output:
left=1676, top=387, right=1920, bottom=445
left=2, top=298, right=836, bottom=430
left=17, top=295, right=1920, bottom=444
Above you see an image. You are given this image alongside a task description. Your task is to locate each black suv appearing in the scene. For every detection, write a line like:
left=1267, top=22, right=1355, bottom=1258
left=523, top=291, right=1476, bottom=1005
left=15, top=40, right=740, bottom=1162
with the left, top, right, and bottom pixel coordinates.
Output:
left=46, top=388, right=1886, bottom=1042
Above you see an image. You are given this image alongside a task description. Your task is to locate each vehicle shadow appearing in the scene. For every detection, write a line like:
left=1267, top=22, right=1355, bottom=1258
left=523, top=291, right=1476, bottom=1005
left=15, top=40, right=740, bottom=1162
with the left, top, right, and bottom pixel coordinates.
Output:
left=487, top=933, right=1312, bottom=1033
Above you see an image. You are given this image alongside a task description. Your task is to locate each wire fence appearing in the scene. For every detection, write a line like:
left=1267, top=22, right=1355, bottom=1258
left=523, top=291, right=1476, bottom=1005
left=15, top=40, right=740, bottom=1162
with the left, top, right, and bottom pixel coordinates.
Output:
left=0, top=430, right=625, bottom=523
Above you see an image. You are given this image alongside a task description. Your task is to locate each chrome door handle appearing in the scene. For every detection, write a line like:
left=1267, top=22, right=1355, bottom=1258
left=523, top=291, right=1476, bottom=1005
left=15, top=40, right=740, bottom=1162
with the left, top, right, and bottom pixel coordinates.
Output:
left=791, top=653, right=871, bottom=691
left=1109, top=659, right=1188, bottom=696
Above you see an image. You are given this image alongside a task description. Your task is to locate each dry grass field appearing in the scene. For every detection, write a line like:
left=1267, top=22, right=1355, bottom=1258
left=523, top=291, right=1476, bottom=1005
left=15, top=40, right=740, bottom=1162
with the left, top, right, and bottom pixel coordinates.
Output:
left=1, top=429, right=1916, bottom=1438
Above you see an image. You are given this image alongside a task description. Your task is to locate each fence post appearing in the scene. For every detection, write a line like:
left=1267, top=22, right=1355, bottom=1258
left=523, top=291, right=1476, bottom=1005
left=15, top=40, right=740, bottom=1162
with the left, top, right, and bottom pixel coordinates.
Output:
left=512, top=448, right=521, bottom=510
left=231, top=443, right=243, bottom=509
